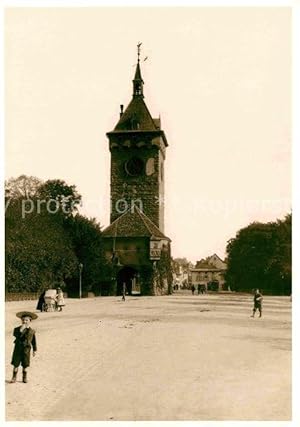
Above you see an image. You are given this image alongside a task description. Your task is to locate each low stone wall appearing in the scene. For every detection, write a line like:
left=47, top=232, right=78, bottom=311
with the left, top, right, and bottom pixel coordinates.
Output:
left=5, top=292, right=39, bottom=302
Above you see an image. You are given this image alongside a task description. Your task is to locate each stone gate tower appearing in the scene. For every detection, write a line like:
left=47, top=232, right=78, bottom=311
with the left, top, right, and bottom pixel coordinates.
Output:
left=102, top=46, right=171, bottom=296
left=107, top=53, right=168, bottom=231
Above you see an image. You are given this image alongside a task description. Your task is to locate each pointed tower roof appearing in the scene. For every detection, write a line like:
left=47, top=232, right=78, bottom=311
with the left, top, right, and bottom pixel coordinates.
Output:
left=133, top=61, right=143, bottom=83
left=113, top=53, right=158, bottom=132
left=107, top=44, right=168, bottom=148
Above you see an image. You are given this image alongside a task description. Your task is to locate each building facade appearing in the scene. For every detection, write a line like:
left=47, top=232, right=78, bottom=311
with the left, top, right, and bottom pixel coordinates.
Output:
left=190, top=254, right=227, bottom=291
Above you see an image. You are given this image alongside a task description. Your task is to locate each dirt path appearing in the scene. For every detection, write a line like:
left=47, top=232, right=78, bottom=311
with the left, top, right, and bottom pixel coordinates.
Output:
left=5, top=293, right=291, bottom=421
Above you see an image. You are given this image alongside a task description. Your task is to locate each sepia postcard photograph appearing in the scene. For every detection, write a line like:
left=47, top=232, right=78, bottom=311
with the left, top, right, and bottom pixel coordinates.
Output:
left=2, top=1, right=297, bottom=424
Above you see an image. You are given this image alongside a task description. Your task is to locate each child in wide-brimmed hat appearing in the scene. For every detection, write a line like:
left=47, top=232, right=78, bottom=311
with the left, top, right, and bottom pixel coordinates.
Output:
left=10, top=311, right=38, bottom=383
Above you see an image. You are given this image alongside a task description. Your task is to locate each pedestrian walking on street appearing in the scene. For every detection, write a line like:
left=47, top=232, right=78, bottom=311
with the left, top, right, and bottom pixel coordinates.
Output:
left=10, top=311, right=37, bottom=383
left=56, top=288, right=65, bottom=312
left=122, top=282, right=126, bottom=301
left=191, top=284, right=195, bottom=295
left=197, top=284, right=201, bottom=295
left=251, top=288, right=263, bottom=318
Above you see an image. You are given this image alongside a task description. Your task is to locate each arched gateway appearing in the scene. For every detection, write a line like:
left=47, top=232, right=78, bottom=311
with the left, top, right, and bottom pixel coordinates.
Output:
left=116, top=266, right=139, bottom=296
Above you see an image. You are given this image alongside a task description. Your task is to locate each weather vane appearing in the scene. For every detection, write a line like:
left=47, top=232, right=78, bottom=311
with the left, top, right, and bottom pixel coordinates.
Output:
left=133, top=42, right=148, bottom=66
left=137, top=42, right=142, bottom=62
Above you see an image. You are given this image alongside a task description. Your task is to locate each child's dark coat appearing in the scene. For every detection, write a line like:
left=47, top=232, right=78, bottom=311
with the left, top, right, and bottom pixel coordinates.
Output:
left=11, top=326, right=37, bottom=368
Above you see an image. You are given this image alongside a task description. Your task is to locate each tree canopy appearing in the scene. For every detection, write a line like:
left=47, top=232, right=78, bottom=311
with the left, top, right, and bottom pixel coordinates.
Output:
left=5, top=175, right=42, bottom=199
left=5, top=175, right=106, bottom=296
left=172, top=257, right=193, bottom=273
left=38, top=179, right=82, bottom=216
left=225, top=214, right=291, bottom=295
left=5, top=197, right=77, bottom=292
left=63, top=214, right=110, bottom=295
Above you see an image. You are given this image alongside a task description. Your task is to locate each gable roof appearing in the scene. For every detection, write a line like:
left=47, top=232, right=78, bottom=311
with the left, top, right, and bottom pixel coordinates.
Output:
left=193, top=262, right=218, bottom=270
left=195, top=254, right=227, bottom=269
left=102, top=206, right=170, bottom=240
left=208, top=253, right=225, bottom=263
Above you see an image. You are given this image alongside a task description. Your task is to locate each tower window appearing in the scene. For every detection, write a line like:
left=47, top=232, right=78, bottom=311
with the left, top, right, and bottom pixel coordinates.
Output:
left=124, top=157, right=144, bottom=176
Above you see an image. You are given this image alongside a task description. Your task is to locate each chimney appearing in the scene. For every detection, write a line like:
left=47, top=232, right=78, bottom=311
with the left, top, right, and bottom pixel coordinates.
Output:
left=120, top=104, right=124, bottom=117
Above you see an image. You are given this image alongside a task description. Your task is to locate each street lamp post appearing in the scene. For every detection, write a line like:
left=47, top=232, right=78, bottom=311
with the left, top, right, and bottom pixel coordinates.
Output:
left=79, top=263, right=83, bottom=298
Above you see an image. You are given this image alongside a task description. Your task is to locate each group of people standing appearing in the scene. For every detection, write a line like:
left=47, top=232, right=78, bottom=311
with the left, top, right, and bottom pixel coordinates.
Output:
left=36, top=288, right=65, bottom=312
left=191, top=284, right=206, bottom=295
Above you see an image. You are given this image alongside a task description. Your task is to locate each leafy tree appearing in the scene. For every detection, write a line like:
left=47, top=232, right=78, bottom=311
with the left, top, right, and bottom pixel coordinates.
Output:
left=157, top=244, right=173, bottom=294
left=5, top=175, right=42, bottom=199
left=5, top=198, right=77, bottom=292
left=225, top=214, right=291, bottom=294
left=265, top=214, right=291, bottom=294
left=5, top=176, right=86, bottom=295
left=64, top=214, right=108, bottom=296
left=37, top=179, right=82, bottom=217
left=173, top=257, right=193, bottom=273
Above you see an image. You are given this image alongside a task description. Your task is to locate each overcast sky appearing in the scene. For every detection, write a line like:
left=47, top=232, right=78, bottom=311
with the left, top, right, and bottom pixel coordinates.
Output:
left=5, top=7, right=291, bottom=263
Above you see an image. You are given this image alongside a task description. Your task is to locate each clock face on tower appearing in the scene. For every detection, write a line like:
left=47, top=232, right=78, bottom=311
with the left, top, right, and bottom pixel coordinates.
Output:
left=124, top=157, right=144, bottom=176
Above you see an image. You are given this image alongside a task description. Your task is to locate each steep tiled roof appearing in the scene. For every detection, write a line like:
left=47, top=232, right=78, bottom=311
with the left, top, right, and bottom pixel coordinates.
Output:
left=114, top=97, right=158, bottom=132
left=102, top=206, right=170, bottom=240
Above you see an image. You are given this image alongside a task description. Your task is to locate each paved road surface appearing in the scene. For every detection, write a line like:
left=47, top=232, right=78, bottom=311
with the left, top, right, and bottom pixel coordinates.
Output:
left=5, top=292, right=291, bottom=421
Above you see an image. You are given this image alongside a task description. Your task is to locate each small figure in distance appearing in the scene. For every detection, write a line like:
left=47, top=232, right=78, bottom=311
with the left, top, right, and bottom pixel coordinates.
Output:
left=56, top=288, right=65, bottom=312
left=191, top=284, right=195, bottom=295
left=122, top=282, right=126, bottom=301
left=251, top=288, right=263, bottom=318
